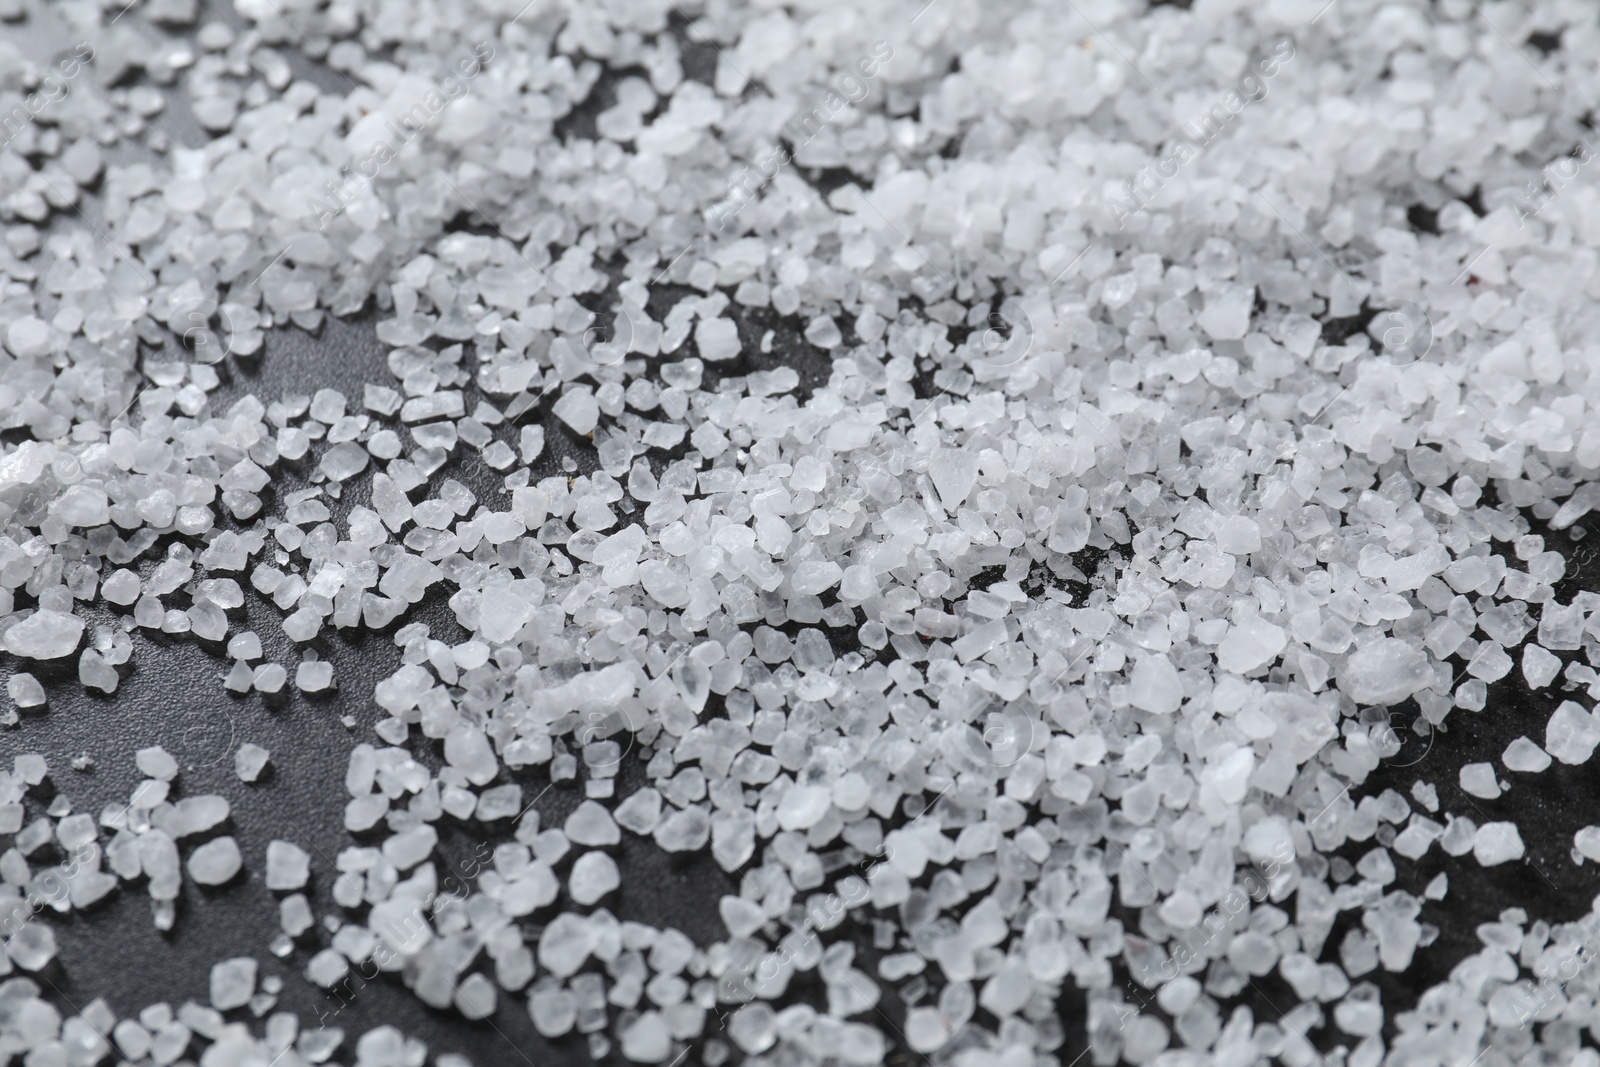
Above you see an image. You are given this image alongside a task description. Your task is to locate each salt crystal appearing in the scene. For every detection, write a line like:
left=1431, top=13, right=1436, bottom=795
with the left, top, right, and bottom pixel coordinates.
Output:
left=7, top=673, right=45, bottom=708
left=1503, top=736, right=1552, bottom=773
left=137, top=746, right=179, bottom=781
left=1339, top=639, right=1434, bottom=706
left=775, top=785, right=830, bottom=831
left=187, top=837, right=243, bottom=885
left=1473, top=822, right=1526, bottom=866
left=564, top=801, right=620, bottom=847
left=4, top=610, right=85, bottom=659
left=265, top=841, right=310, bottom=890
left=569, top=852, right=620, bottom=905
left=1522, top=644, right=1561, bottom=689
left=235, top=744, right=271, bottom=782
left=1458, top=763, right=1501, bottom=800
left=209, top=957, right=257, bottom=1011
left=1545, top=701, right=1600, bottom=765
left=620, top=1011, right=672, bottom=1063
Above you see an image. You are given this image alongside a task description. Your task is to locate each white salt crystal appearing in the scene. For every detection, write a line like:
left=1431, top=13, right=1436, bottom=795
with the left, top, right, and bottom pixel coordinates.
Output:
left=1197, top=285, right=1253, bottom=340
left=4, top=610, right=85, bottom=659
left=295, top=661, right=335, bottom=692
left=1459, top=763, right=1501, bottom=800
left=695, top=317, right=740, bottom=361
left=1545, top=701, right=1600, bottom=765
left=564, top=801, right=620, bottom=847
left=137, top=746, right=179, bottom=782
left=775, top=785, right=830, bottom=831
left=614, top=788, right=662, bottom=835
left=209, top=957, right=257, bottom=1011
left=1575, top=827, right=1600, bottom=862
left=1339, top=639, right=1434, bottom=706
left=619, top=1011, right=671, bottom=1063
left=1522, top=644, right=1561, bottom=689
left=553, top=389, right=600, bottom=435
left=455, top=973, right=497, bottom=1020
left=235, top=744, right=271, bottom=782
left=8, top=673, right=45, bottom=708
left=265, top=841, right=310, bottom=890
left=187, top=837, right=243, bottom=885
left=568, top=852, right=620, bottom=905
left=1473, top=822, right=1525, bottom=866
left=1128, top=654, right=1183, bottom=714
left=1503, top=737, right=1552, bottom=773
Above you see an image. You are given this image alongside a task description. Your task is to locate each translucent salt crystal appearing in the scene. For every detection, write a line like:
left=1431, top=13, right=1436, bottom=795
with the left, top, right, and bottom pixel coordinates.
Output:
left=319, top=441, right=369, bottom=482
left=253, top=664, right=288, bottom=693
left=728, top=1004, right=778, bottom=1055
left=306, top=949, right=348, bottom=987
left=653, top=809, right=710, bottom=852
left=1197, top=285, right=1253, bottom=340
left=444, top=726, right=498, bottom=786
left=564, top=801, right=620, bottom=847
left=235, top=744, right=271, bottom=782
left=295, top=661, right=334, bottom=692
left=177, top=795, right=231, bottom=836
left=530, top=988, right=577, bottom=1036
left=1459, top=763, right=1501, bottom=799
left=803, top=314, right=841, bottom=349
left=775, top=785, right=830, bottom=831
left=281, top=894, right=313, bottom=937
left=227, top=632, right=263, bottom=661
left=695, top=317, right=740, bottom=361
left=553, top=389, right=600, bottom=435
left=720, top=895, right=765, bottom=937
left=8, top=673, right=45, bottom=708
left=1216, top=615, right=1286, bottom=674
left=381, top=825, right=437, bottom=870
left=209, top=957, right=257, bottom=1011
left=791, top=560, right=844, bottom=595
left=265, top=841, right=310, bottom=890
left=537, top=913, right=595, bottom=977
left=80, top=650, right=119, bottom=693
left=6, top=923, right=56, bottom=970
left=832, top=773, right=870, bottom=810
left=1473, top=822, right=1525, bottom=866
left=1503, top=737, right=1552, bottom=773
left=1545, top=701, right=1600, bottom=765
left=102, top=569, right=141, bottom=606
left=620, top=1011, right=672, bottom=1063
left=4, top=610, right=85, bottom=659
left=1522, top=644, right=1561, bottom=689
left=187, top=835, right=244, bottom=886
left=1338, top=639, right=1433, bottom=706
left=455, top=973, right=497, bottom=1020
left=1128, top=654, right=1183, bottom=714
left=614, top=788, right=662, bottom=835
left=1423, top=874, right=1448, bottom=900
left=137, top=746, right=179, bottom=781
left=568, top=852, right=620, bottom=905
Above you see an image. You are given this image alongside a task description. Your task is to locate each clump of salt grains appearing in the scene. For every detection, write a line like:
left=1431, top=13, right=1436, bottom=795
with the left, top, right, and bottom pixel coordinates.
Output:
left=1, top=0, right=1598, bottom=1064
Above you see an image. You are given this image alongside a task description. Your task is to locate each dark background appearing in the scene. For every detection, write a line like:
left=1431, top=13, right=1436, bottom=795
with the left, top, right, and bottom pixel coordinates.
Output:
left=4, top=2, right=1598, bottom=1065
